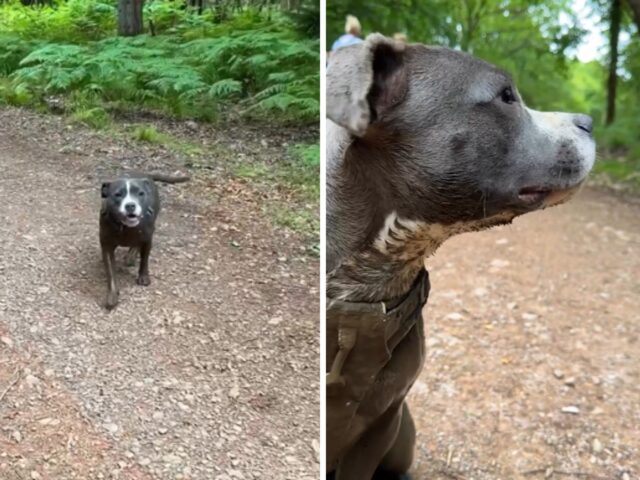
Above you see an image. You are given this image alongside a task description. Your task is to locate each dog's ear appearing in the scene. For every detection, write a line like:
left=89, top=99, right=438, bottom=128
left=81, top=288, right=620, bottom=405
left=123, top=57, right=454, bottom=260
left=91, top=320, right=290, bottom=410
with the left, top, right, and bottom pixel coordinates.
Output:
left=101, top=182, right=110, bottom=198
left=327, top=34, right=407, bottom=137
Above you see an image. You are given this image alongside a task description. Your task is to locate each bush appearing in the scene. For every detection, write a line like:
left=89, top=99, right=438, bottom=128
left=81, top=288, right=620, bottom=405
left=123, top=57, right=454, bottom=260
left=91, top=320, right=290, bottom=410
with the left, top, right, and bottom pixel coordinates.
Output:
left=0, top=2, right=319, bottom=125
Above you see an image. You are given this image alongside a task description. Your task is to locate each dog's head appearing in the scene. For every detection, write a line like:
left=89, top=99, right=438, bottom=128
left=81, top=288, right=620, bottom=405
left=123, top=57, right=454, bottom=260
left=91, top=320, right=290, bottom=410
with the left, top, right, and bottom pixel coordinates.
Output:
left=101, top=178, right=152, bottom=228
left=327, top=34, right=596, bottom=225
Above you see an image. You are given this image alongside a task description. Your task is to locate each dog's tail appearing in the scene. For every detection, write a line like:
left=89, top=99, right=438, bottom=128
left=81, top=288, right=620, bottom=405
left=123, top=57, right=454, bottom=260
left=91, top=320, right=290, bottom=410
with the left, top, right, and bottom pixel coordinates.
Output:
left=148, top=173, right=191, bottom=184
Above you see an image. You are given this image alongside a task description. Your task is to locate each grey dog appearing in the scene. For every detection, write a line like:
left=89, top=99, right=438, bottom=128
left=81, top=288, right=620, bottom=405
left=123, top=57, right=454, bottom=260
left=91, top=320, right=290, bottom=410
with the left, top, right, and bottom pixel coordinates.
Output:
left=100, top=172, right=189, bottom=310
left=326, top=34, right=595, bottom=479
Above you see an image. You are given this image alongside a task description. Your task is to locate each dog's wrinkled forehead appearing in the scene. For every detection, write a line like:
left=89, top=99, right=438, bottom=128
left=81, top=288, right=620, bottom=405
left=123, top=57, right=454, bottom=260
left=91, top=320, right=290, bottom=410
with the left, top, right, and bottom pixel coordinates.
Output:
left=399, top=45, right=519, bottom=110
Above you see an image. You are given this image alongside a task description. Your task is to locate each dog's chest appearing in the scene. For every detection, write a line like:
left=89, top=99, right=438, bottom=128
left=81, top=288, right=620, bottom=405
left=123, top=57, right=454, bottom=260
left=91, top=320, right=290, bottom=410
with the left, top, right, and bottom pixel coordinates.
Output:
left=357, top=321, right=425, bottom=418
left=100, top=216, right=154, bottom=246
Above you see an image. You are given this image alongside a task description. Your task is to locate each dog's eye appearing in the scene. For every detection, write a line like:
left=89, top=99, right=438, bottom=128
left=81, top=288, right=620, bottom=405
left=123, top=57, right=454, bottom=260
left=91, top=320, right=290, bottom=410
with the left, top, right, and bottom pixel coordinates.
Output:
left=114, top=192, right=123, bottom=198
left=500, top=87, right=516, bottom=104
left=138, top=191, right=145, bottom=197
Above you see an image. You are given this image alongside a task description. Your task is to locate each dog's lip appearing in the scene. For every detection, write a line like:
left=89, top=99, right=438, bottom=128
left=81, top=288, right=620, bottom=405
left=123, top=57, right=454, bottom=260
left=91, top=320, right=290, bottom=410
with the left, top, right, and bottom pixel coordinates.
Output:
left=121, top=215, right=141, bottom=227
left=515, top=183, right=583, bottom=208
left=517, top=186, right=551, bottom=204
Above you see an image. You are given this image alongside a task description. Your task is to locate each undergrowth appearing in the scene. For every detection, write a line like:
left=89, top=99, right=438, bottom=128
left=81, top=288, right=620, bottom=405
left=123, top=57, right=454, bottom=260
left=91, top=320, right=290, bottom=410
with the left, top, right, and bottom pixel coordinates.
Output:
left=0, top=2, right=319, bottom=125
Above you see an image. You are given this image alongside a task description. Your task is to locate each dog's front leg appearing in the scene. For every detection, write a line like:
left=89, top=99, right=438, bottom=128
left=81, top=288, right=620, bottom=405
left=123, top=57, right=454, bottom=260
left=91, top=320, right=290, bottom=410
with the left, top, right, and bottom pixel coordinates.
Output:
left=336, top=404, right=403, bottom=480
left=137, top=241, right=151, bottom=286
left=102, top=244, right=119, bottom=310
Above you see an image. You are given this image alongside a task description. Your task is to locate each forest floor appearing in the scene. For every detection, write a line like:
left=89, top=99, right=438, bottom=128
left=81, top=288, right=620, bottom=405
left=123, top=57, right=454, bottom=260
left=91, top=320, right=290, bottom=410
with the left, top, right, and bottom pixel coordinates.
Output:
left=0, top=106, right=319, bottom=480
left=410, top=187, right=640, bottom=480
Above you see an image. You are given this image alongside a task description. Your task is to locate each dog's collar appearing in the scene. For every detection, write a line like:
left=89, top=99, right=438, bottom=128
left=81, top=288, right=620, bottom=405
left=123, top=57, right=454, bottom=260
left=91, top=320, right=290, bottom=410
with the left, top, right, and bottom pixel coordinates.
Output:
left=326, top=269, right=430, bottom=387
left=328, top=268, right=430, bottom=316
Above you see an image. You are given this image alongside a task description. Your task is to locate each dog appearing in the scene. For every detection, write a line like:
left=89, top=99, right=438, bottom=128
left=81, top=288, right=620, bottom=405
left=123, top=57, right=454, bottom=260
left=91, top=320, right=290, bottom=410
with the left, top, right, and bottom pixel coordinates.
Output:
left=326, top=34, right=595, bottom=480
left=99, top=172, right=189, bottom=310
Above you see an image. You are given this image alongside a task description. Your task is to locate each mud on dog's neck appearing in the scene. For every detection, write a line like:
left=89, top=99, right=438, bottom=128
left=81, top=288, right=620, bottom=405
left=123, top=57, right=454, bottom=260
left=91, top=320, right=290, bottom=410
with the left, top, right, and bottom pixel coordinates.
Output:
left=327, top=212, right=514, bottom=303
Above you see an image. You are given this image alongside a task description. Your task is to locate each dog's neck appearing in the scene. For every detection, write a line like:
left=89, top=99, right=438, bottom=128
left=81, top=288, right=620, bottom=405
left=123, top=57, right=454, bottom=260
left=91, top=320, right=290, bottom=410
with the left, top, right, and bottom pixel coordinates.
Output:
left=327, top=124, right=433, bottom=302
left=327, top=123, right=513, bottom=303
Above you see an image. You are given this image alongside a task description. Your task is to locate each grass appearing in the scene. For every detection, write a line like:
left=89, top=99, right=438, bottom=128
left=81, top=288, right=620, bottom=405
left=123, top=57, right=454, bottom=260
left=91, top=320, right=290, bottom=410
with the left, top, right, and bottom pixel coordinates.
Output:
left=233, top=142, right=319, bottom=241
left=70, top=106, right=111, bottom=129
left=234, top=143, right=319, bottom=203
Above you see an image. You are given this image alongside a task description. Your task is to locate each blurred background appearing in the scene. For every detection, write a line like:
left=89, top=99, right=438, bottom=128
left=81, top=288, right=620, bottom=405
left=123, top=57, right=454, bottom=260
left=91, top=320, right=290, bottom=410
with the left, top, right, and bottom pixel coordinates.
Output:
left=328, top=0, right=640, bottom=190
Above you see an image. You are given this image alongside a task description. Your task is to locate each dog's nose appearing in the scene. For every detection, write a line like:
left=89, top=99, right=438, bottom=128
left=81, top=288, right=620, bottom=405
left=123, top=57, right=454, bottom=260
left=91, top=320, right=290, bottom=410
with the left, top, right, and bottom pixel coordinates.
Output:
left=125, top=203, right=137, bottom=213
left=573, top=114, right=593, bottom=135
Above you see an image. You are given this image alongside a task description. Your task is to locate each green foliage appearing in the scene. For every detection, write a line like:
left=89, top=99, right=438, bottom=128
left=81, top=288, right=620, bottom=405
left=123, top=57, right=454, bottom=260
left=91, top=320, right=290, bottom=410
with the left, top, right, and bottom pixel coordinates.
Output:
left=0, top=77, right=33, bottom=106
left=70, top=106, right=111, bottom=129
left=0, top=0, right=116, bottom=42
left=132, top=124, right=166, bottom=143
left=0, top=2, right=319, bottom=125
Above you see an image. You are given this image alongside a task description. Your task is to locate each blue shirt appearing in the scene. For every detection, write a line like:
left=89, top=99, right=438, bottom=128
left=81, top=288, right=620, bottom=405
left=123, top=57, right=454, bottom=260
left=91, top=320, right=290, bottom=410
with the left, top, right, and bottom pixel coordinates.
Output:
left=331, top=34, right=364, bottom=52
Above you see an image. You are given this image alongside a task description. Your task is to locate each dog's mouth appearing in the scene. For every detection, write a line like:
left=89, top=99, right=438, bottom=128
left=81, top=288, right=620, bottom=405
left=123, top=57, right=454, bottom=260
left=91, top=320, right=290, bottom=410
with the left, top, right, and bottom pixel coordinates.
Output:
left=517, top=183, right=583, bottom=209
left=517, top=186, right=551, bottom=205
left=122, top=214, right=141, bottom=227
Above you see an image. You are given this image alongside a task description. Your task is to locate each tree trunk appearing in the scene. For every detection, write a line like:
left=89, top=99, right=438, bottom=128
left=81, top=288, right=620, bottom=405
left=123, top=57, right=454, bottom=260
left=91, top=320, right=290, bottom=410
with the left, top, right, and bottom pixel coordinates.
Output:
left=606, top=0, right=621, bottom=126
left=628, top=0, right=640, bottom=33
left=118, top=0, right=144, bottom=37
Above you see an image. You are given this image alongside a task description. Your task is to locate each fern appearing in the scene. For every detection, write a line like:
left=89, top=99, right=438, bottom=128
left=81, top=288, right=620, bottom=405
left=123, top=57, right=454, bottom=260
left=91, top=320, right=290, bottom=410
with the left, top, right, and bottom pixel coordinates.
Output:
left=0, top=2, right=319, bottom=124
left=209, top=79, right=242, bottom=98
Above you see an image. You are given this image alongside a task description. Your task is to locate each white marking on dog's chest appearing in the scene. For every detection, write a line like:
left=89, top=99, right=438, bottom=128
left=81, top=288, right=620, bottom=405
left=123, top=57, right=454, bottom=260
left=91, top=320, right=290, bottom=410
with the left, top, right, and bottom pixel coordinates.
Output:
left=373, top=211, right=513, bottom=261
left=374, top=213, right=445, bottom=260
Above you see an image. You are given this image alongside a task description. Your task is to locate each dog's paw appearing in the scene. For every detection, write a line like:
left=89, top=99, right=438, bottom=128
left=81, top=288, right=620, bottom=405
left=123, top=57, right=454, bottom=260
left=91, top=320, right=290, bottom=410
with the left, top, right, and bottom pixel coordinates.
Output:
left=136, top=274, right=151, bottom=286
left=105, top=291, right=119, bottom=310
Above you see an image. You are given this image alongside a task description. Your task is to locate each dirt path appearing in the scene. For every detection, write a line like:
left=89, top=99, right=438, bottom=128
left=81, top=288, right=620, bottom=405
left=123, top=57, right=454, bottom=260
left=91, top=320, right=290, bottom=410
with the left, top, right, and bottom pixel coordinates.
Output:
left=0, top=108, right=319, bottom=480
left=410, top=188, right=640, bottom=479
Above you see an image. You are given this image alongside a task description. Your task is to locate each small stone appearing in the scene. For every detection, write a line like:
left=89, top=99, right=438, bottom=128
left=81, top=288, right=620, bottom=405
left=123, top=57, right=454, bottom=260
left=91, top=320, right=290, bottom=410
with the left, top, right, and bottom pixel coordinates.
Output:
left=268, top=316, right=283, bottom=326
left=592, top=438, right=603, bottom=453
left=564, top=377, right=576, bottom=387
left=521, top=313, right=538, bottom=321
left=0, top=336, right=13, bottom=348
left=139, top=458, right=151, bottom=466
left=561, top=406, right=580, bottom=415
left=152, top=411, right=164, bottom=421
left=11, top=430, right=22, bottom=443
left=39, top=418, right=60, bottom=426
left=104, top=423, right=118, bottom=434
left=25, top=375, right=39, bottom=387
left=445, top=312, right=464, bottom=321
left=31, top=472, right=41, bottom=480
left=622, top=474, right=630, bottom=480
left=228, top=385, right=240, bottom=399
left=507, top=302, right=518, bottom=310
left=490, top=259, right=510, bottom=268
left=472, top=287, right=488, bottom=297
left=553, top=369, right=564, bottom=379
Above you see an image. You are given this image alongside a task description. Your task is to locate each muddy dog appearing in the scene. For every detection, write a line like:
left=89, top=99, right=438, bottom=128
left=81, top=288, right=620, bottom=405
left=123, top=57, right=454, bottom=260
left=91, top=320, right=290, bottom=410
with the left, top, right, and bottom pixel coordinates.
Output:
left=100, top=172, right=189, bottom=310
left=326, top=34, right=595, bottom=479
